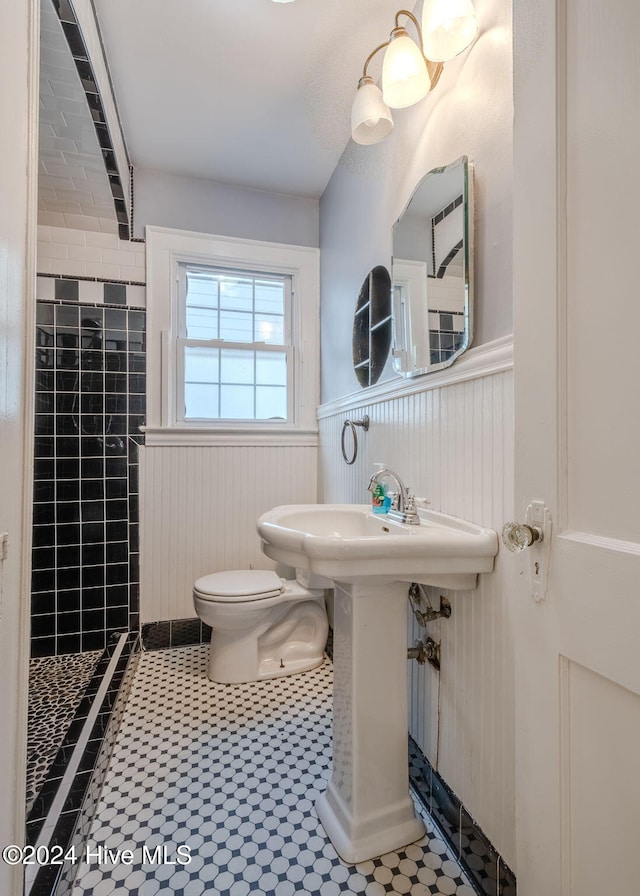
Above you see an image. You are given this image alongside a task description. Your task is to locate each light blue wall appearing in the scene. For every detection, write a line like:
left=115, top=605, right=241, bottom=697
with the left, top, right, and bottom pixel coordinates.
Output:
left=319, top=0, right=513, bottom=403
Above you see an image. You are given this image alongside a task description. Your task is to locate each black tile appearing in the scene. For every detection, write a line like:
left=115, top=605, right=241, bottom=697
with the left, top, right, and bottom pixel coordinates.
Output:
left=106, top=584, right=129, bottom=606
left=127, top=310, right=145, bottom=332
left=82, top=521, right=105, bottom=544
left=105, top=520, right=127, bottom=542
left=56, top=370, right=79, bottom=392
left=104, top=283, right=126, bottom=305
left=105, top=457, right=127, bottom=478
left=35, top=413, right=54, bottom=435
left=83, top=565, right=105, bottom=588
left=61, top=19, right=88, bottom=60
left=33, top=503, right=55, bottom=525
left=106, top=499, right=128, bottom=521
left=56, top=479, right=80, bottom=501
left=82, top=609, right=105, bottom=631
left=57, top=523, right=80, bottom=546
left=106, top=606, right=128, bottom=629
left=55, top=413, right=78, bottom=436
left=31, top=566, right=55, bottom=593
left=105, top=541, right=127, bottom=564
left=55, top=304, right=79, bottom=327
left=82, top=631, right=106, bottom=652
left=105, top=308, right=127, bottom=330
left=56, top=435, right=81, bottom=457
left=141, top=621, right=171, bottom=650
left=106, top=563, right=128, bottom=586
left=57, top=611, right=81, bottom=635
left=32, top=524, right=55, bottom=548
left=81, top=587, right=105, bottom=610
left=80, top=478, right=104, bottom=502
left=56, top=589, right=80, bottom=613
left=56, top=501, right=80, bottom=524
left=82, top=542, right=105, bottom=566
left=57, top=633, right=81, bottom=654
left=30, top=637, right=56, bottom=658
left=57, top=544, right=80, bottom=568
left=32, top=545, right=55, bottom=570
left=34, top=436, right=54, bottom=457
left=34, top=458, right=55, bottom=481
left=81, top=499, right=105, bottom=522
left=56, top=457, right=80, bottom=480
left=56, top=566, right=80, bottom=591
left=31, top=591, right=55, bottom=614
left=31, top=614, right=56, bottom=638
left=36, top=301, right=55, bottom=326
left=80, top=457, right=103, bottom=479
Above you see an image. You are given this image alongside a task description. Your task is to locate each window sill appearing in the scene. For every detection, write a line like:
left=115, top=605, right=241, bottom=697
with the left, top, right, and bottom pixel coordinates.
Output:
left=141, top=425, right=319, bottom=447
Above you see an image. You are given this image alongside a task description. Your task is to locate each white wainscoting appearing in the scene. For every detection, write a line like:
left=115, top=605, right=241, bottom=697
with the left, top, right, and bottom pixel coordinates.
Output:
left=139, top=444, right=318, bottom=623
left=317, top=337, right=516, bottom=868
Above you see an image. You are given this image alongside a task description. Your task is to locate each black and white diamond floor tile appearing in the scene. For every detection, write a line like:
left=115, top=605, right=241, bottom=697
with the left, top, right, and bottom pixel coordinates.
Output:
left=72, top=646, right=475, bottom=896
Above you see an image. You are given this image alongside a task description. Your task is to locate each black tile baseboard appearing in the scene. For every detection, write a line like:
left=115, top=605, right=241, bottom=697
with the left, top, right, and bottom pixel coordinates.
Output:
left=409, top=736, right=517, bottom=896
left=141, top=617, right=212, bottom=651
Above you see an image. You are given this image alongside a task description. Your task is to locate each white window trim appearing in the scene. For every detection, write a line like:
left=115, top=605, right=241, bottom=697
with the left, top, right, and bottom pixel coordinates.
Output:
left=145, top=226, right=319, bottom=447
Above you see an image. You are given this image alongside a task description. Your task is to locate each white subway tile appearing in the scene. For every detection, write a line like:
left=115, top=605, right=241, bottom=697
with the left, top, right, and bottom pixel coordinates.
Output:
left=120, top=264, right=146, bottom=283
left=63, top=214, right=101, bottom=232
left=127, top=285, right=146, bottom=308
left=37, top=225, right=52, bottom=243
left=98, top=218, right=119, bottom=235
left=37, top=210, right=67, bottom=228
left=51, top=228, right=87, bottom=247
left=85, top=262, right=121, bottom=280
left=68, top=245, right=103, bottom=263
left=50, top=258, right=87, bottom=277
left=85, top=231, right=120, bottom=249
left=36, top=276, right=55, bottom=300
left=79, top=280, right=104, bottom=304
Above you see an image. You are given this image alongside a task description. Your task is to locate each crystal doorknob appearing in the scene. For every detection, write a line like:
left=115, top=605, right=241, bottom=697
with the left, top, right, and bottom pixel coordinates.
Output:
left=501, top=521, right=543, bottom=553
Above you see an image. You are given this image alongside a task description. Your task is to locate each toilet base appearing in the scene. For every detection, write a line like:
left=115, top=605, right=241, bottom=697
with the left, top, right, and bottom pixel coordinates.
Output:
left=205, top=596, right=329, bottom=685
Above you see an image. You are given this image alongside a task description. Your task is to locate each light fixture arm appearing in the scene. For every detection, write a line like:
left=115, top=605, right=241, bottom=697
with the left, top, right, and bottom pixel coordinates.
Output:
left=360, top=10, right=444, bottom=91
left=361, top=41, right=390, bottom=82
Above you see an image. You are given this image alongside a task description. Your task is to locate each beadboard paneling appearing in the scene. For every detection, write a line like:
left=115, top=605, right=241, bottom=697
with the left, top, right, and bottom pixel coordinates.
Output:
left=139, top=445, right=317, bottom=623
left=318, top=364, right=515, bottom=868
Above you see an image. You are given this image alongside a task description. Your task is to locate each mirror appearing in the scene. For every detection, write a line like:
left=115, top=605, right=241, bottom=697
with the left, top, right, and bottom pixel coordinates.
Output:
left=392, top=156, right=473, bottom=377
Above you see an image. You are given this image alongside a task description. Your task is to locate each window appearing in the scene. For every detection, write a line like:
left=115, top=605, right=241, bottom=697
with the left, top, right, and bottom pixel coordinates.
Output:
left=178, top=265, right=292, bottom=422
left=146, top=227, right=319, bottom=445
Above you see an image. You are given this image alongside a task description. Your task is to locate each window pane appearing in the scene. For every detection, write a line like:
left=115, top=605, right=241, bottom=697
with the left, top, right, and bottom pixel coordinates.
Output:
left=254, top=314, right=284, bottom=344
left=220, top=349, right=253, bottom=384
left=186, top=307, right=219, bottom=340
left=185, top=346, right=219, bottom=383
left=219, top=310, right=253, bottom=342
left=185, top=383, right=218, bottom=419
left=186, top=273, right=218, bottom=308
left=255, top=351, right=287, bottom=386
left=256, top=386, right=287, bottom=420
left=255, top=280, right=284, bottom=315
left=220, top=385, right=254, bottom=419
left=219, top=276, right=253, bottom=312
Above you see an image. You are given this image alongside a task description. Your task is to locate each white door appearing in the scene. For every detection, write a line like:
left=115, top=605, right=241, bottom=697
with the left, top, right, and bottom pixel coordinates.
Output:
left=512, top=1, right=640, bottom=893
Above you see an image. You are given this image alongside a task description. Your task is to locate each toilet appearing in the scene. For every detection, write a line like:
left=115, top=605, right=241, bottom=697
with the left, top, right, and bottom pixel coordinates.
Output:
left=193, top=568, right=329, bottom=684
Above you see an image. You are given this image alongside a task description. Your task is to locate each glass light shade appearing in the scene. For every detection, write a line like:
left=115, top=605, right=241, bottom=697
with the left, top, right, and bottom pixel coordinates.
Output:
left=381, top=31, right=431, bottom=110
left=351, top=78, right=394, bottom=145
left=421, top=0, right=479, bottom=62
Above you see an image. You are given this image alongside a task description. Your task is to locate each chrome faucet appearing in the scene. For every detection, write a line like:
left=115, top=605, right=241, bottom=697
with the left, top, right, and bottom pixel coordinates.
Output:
left=367, top=467, right=420, bottom=525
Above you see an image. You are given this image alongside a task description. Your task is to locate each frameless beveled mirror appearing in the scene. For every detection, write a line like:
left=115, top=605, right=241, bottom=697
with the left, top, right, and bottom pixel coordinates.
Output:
left=392, top=156, right=473, bottom=377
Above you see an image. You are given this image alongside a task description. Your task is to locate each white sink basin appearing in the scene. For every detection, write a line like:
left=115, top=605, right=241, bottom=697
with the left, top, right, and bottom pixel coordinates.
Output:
left=257, top=503, right=498, bottom=590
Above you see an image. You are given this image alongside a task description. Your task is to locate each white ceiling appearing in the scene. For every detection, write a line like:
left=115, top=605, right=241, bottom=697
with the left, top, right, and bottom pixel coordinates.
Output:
left=91, top=0, right=408, bottom=199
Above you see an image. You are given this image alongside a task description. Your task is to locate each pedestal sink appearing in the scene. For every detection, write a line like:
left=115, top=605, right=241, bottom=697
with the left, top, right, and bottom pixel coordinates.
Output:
left=257, top=503, right=498, bottom=863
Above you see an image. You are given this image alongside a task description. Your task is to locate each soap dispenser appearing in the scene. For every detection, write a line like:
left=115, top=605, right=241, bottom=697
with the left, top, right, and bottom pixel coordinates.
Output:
left=370, top=463, right=391, bottom=514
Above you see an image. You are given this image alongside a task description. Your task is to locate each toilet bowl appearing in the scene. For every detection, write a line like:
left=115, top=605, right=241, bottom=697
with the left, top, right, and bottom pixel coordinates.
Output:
left=193, top=569, right=329, bottom=684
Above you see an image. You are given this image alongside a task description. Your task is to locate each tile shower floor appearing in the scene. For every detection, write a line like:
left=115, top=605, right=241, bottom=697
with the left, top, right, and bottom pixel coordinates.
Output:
left=27, top=650, right=102, bottom=814
left=72, top=645, right=475, bottom=896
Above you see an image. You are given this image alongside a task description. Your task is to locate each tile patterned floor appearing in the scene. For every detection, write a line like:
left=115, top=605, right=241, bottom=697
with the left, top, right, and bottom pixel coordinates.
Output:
left=27, top=650, right=102, bottom=814
left=72, top=645, right=476, bottom=896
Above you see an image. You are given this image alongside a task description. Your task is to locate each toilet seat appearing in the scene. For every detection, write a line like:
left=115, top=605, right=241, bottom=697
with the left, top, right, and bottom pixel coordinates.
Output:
left=194, top=569, right=284, bottom=603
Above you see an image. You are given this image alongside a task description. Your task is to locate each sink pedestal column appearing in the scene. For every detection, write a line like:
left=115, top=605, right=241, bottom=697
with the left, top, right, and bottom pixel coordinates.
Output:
left=316, top=579, right=425, bottom=863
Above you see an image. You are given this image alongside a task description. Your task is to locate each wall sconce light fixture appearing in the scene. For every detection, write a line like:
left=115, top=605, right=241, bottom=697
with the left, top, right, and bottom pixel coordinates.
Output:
left=351, top=0, right=478, bottom=145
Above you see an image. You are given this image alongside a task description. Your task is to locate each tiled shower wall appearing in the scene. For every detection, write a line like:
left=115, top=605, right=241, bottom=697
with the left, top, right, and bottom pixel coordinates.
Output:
left=31, top=274, right=145, bottom=656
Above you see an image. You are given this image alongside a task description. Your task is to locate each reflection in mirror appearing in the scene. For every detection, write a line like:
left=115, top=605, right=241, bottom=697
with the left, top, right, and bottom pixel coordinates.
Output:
left=392, top=156, right=473, bottom=377
left=352, top=265, right=392, bottom=387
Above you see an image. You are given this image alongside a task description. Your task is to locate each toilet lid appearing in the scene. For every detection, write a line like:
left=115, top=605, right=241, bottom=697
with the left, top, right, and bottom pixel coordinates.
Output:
left=194, top=569, right=284, bottom=602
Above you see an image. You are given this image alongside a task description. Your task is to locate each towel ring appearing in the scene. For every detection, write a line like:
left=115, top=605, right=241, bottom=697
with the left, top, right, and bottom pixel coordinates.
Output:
left=341, top=415, right=370, bottom=465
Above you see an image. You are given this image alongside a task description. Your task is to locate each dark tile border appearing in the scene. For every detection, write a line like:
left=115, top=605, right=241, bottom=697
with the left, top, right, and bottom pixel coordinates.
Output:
left=141, top=617, right=211, bottom=651
left=51, top=0, right=130, bottom=240
left=409, top=736, right=517, bottom=896
left=26, top=632, right=140, bottom=896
